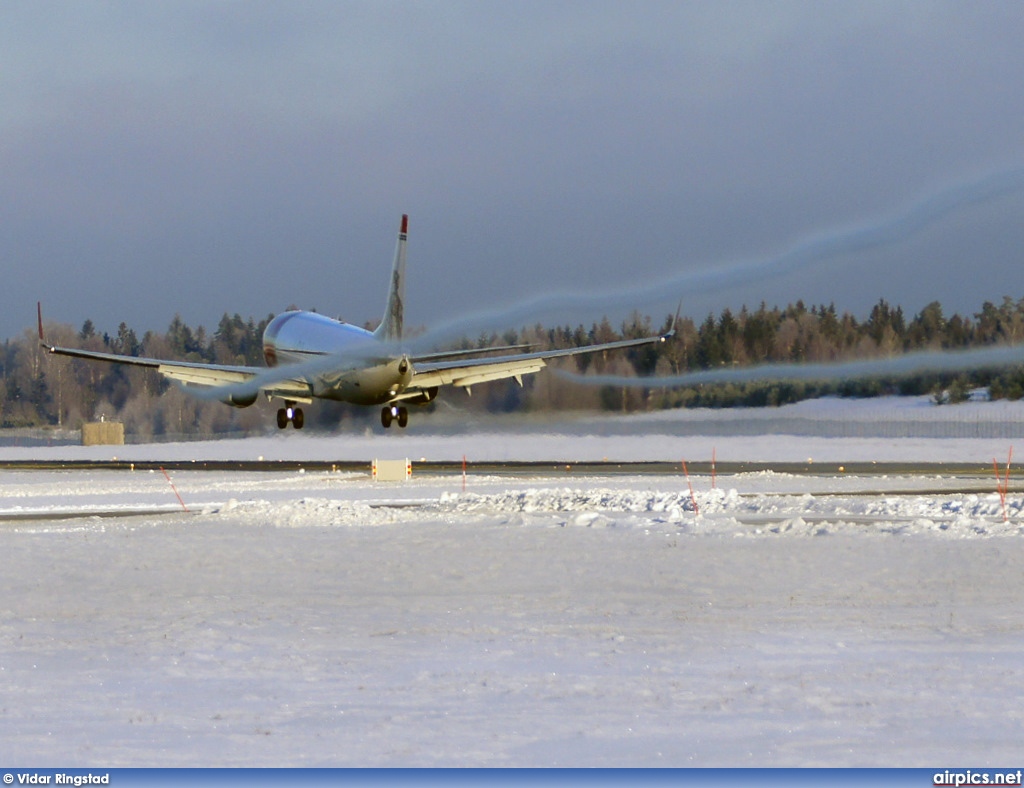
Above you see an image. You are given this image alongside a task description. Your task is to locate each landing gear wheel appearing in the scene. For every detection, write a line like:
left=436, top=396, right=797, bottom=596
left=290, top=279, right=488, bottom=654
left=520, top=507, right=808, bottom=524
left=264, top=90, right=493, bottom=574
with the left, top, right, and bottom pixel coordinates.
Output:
left=381, top=407, right=393, bottom=429
left=277, top=404, right=305, bottom=429
left=397, top=406, right=408, bottom=428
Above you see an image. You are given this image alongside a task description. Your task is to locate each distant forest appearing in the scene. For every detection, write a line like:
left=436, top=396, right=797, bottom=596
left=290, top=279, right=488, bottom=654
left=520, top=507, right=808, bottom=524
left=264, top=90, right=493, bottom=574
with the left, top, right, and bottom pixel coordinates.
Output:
left=6, top=296, right=1024, bottom=436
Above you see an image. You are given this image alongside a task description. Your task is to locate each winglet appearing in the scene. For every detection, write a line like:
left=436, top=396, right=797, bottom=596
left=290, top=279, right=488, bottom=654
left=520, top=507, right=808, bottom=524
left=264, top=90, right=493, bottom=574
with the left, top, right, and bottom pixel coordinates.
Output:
left=37, top=301, right=52, bottom=350
left=662, top=301, right=683, bottom=340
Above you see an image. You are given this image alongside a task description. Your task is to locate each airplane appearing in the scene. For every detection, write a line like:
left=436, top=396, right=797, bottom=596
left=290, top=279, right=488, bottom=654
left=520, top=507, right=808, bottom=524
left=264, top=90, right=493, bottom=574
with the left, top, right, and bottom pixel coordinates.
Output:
left=38, top=215, right=674, bottom=430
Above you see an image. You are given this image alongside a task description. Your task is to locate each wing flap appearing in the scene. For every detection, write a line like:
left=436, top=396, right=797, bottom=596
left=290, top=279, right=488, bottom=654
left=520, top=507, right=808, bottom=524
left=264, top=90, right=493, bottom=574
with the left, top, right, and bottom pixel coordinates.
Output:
left=451, top=361, right=545, bottom=388
left=410, top=331, right=669, bottom=391
left=153, top=361, right=313, bottom=400
left=411, top=360, right=548, bottom=388
left=412, top=359, right=547, bottom=390
left=156, top=363, right=255, bottom=388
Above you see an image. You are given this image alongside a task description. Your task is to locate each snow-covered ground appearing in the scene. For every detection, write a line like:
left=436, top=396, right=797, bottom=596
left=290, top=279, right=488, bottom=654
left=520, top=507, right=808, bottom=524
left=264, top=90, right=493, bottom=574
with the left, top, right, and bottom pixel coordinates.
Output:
left=5, top=394, right=1024, bottom=464
left=2, top=396, right=1024, bottom=766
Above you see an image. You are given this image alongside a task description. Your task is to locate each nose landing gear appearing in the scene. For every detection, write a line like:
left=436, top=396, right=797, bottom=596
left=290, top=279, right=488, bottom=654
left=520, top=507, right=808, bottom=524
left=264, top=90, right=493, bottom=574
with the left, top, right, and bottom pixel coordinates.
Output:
left=381, top=405, right=408, bottom=429
left=277, top=403, right=305, bottom=429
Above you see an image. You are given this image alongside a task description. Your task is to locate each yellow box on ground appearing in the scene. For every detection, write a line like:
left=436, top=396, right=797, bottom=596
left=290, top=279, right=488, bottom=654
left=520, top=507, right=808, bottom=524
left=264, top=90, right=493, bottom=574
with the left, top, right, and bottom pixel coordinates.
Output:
left=372, top=458, right=411, bottom=481
left=81, top=421, right=125, bottom=446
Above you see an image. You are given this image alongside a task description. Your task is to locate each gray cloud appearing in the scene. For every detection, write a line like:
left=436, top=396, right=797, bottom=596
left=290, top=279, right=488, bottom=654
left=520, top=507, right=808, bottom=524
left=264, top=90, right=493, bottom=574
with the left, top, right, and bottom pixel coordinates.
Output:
left=4, top=2, right=1024, bottom=342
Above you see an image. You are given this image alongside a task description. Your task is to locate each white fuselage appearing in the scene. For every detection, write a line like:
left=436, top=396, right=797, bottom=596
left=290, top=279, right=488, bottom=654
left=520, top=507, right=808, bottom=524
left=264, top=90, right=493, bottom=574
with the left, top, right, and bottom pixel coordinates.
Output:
left=262, top=311, right=411, bottom=405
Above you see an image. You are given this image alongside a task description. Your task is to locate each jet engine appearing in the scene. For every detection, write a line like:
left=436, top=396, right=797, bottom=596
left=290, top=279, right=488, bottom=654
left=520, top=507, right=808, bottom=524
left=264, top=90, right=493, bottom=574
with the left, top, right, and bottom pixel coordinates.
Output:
left=221, top=391, right=258, bottom=408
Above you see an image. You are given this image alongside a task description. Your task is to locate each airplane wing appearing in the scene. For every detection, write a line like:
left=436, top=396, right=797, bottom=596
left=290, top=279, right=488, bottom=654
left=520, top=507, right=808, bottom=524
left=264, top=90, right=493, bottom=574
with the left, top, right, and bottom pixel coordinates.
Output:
left=40, top=343, right=315, bottom=401
left=409, top=343, right=534, bottom=363
left=405, top=332, right=672, bottom=394
left=37, top=305, right=314, bottom=402
left=38, top=300, right=675, bottom=406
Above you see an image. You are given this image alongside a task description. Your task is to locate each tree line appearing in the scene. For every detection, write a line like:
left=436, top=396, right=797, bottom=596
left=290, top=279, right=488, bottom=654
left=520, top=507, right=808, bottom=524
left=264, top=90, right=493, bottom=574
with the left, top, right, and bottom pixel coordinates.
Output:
left=5, top=296, right=1024, bottom=435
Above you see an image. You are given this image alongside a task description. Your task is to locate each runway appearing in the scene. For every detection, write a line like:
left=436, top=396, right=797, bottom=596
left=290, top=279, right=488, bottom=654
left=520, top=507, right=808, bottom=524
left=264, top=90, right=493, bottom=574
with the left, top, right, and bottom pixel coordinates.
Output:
left=0, top=455, right=1015, bottom=477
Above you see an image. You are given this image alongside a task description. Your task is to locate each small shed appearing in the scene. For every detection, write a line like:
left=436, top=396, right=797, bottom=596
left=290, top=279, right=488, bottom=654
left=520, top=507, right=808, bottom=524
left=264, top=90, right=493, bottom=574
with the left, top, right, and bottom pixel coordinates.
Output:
left=81, top=421, right=125, bottom=446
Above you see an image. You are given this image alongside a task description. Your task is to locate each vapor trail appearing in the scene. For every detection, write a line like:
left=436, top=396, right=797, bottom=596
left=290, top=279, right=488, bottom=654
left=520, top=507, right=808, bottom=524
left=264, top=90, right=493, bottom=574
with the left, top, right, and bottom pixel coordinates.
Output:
left=184, top=165, right=1024, bottom=402
left=553, top=343, right=1024, bottom=389
left=415, top=165, right=1024, bottom=348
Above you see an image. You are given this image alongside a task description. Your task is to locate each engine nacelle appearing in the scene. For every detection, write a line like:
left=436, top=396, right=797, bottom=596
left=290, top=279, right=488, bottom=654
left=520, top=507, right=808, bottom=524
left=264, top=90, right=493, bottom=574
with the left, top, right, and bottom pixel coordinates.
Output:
left=402, top=386, right=439, bottom=406
left=221, top=391, right=258, bottom=408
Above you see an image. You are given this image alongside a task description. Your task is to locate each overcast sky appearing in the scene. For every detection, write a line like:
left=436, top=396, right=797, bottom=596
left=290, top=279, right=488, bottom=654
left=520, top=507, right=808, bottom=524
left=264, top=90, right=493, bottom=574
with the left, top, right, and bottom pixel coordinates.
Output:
left=4, top=2, right=1024, bottom=343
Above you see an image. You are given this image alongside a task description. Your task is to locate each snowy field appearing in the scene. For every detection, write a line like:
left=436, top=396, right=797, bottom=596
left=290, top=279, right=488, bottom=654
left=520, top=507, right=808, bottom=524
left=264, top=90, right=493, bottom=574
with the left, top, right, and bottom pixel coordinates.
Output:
left=2, top=396, right=1024, bottom=766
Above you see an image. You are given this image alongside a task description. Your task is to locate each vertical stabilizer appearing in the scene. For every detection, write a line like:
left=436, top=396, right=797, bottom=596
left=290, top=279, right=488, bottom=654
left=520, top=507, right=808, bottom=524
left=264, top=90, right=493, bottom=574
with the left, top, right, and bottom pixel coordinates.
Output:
left=373, top=214, right=408, bottom=343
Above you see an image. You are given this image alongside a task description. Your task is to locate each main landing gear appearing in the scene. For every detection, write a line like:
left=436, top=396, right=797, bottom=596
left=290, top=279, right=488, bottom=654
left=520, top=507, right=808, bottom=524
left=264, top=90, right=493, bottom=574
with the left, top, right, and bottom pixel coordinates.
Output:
left=277, top=403, right=304, bottom=429
left=381, top=404, right=408, bottom=429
